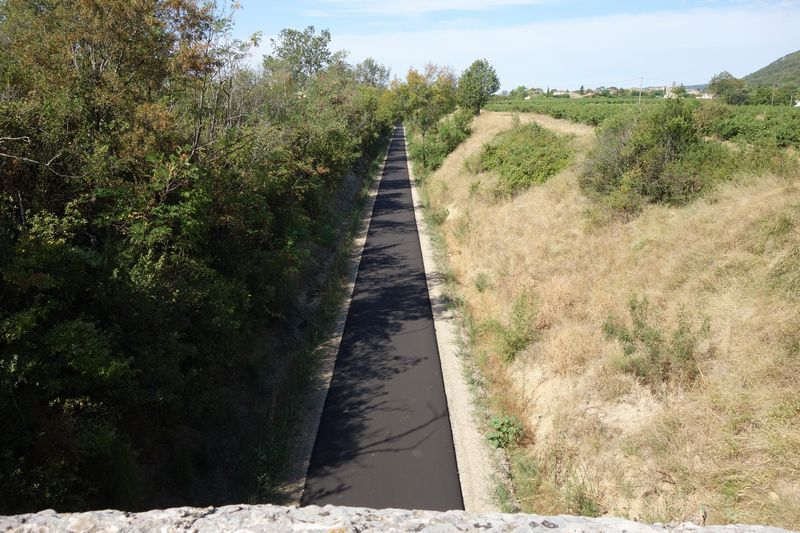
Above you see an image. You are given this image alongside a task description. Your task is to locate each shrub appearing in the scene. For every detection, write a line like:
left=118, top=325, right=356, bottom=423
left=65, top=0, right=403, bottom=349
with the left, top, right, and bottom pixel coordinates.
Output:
left=480, top=123, right=572, bottom=196
left=581, top=100, right=735, bottom=210
left=408, top=109, right=473, bottom=173
left=482, top=292, right=538, bottom=362
left=603, top=296, right=710, bottom=392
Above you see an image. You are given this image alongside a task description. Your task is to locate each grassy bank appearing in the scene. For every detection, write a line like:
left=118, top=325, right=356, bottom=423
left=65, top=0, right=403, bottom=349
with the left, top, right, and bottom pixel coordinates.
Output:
left=419, top=109, right=800, bottom=528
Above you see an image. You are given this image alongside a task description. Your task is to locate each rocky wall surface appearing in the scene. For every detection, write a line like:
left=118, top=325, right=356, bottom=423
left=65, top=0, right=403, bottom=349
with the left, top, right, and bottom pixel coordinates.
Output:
left=1, top=504, right=795, bottom=532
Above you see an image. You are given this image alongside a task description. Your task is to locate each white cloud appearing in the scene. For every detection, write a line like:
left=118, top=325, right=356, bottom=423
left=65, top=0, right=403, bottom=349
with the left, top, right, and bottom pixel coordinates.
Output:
left=330, top=4, right=800, bottom=89
left=322, top=0, right=551, bottom=15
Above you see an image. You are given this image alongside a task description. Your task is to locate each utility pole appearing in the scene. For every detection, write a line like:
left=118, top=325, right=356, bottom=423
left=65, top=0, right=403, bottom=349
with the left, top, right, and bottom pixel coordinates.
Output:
left=638, top=76, right=644, bottom=106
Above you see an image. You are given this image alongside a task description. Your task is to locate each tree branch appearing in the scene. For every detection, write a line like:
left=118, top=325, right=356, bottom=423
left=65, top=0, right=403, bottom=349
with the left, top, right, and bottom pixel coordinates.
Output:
left=0, top=151, right=80, bottom=179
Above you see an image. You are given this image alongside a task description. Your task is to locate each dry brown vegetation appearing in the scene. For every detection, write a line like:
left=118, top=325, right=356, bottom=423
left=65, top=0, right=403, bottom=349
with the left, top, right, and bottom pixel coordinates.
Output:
left=424, top=111, right=800, bottom=527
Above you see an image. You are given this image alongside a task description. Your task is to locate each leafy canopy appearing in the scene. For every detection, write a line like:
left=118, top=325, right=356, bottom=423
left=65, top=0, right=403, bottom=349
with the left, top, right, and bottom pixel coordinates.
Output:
left=457, top=58, right=500, bottom=114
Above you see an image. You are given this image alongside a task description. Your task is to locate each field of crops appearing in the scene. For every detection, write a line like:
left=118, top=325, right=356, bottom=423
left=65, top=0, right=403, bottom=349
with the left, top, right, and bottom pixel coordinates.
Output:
left=487, top=96, right=800, bottom=149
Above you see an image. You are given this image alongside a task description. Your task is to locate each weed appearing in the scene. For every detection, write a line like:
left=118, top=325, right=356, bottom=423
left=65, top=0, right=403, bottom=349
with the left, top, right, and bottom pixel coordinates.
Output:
left=474, top=272, right=490, bottom=292
left=488, top=414, right=523, bottom=449
left=427, top=206, right=449, bottom=226
left=453, top=214, right=472, bottom=244
left=483, top=292, right=539, bottom=362
left=464, top=153, right=482, bottom=175
left=469, top=180, right=482, bottom=196
left=566, top=480, right=602, bottom=517
left=604, top=296, right=710, bottom=391
left=770, top=246, right=800, bottom=297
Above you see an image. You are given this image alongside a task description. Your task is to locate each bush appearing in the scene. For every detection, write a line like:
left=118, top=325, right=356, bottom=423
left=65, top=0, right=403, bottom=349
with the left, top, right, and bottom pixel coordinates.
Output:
left=581, top=100, right=729, bottom=210
left=603, top=296, right=710, bottom=392
left=408, top=109, right=473, bottom=173
left=480, top=123, right=572, bottom=196
left=482, top=292, right=538, bottom=362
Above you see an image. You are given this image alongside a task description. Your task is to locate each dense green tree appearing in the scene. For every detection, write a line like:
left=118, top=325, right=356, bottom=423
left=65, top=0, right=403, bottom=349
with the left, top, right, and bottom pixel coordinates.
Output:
left=355, top=57, right=390, bottom=88
left=457, top=59, right=500, bottom=114
left=510, top=85, right=528, bottom=99
left=709, top=71, right=749, bottom=105
left=264, top=25, right=341, bottom=84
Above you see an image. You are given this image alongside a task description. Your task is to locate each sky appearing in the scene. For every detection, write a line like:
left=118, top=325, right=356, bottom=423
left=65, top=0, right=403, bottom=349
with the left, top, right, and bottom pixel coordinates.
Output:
left=230, top=0, right=800, bottom=90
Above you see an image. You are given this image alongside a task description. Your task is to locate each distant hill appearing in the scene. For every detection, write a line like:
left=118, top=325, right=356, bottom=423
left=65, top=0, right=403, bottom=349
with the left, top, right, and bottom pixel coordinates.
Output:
left=744, top=50, right=800, bottom=86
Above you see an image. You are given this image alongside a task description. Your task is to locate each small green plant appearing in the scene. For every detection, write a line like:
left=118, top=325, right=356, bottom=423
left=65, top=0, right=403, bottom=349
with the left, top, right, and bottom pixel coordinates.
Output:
left=565, top=480, right=602, bottom=517
left=468, top=180, right=482, bottom=196
left=503, top=292, right=539, bottom=361
left=603, top=296, right=710, bottom=391
left=488, top=414, right=523, bottom=449
left=427, top=206, right=449, bottom=226
left=483, top=292, right=539, bottom=362
left=474, top=272, right=490, bottom=292
left=770, top=246, right=800, bottom=297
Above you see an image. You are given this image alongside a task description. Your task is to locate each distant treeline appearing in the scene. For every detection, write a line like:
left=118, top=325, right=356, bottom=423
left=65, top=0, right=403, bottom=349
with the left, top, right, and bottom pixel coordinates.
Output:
left=0, top=1, right=399, bottom=512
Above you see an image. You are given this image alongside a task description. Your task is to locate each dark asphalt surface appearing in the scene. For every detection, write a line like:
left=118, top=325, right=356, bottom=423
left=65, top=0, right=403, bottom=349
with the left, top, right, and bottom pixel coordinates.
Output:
left=301, top=127, right=464, bottom=511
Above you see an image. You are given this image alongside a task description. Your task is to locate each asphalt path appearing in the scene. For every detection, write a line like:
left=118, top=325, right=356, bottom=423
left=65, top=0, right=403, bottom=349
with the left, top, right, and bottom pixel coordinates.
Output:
left=301, top=127, right=464, bottom=511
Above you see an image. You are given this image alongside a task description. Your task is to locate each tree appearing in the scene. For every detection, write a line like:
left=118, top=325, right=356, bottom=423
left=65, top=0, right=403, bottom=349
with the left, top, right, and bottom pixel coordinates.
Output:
left=264, top=26, right=337, bottom=83
left=510, top=85, right=528, bottom=99
left=457, top=59, right=500, bottom=115
left=355, top=57, right=390, bottom=87
left=708, top=71, right=748, bottom=105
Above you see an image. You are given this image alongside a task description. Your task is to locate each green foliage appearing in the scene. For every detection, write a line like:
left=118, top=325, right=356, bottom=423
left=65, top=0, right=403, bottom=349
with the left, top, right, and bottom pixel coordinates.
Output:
left=474, top=272, right=490, bottom=293
left=408, top=109, right=473, bottom=173
left=488, top=414, right=523, bottom=449
left=480, top=123, right=572, bottom=196
left=487, top=96, right=644, bottom=126
left=565, top=481, right=603, bottom=517
left=457, top=59, right=500, bottom=115
left=709, top=71, right=749, bottom=105
left=264, top=26, right=339, bottom=83
left=0, top=0, right=396, bottom=514
left=698, top=105, right=800, bottom=148
left=744, top=49, right=800, bottom=87
left=355, top=57, right=390, bottom=88
left=581, top=99, right=800, bottom=212
left=482, top=292, right=538, bottom=363
left=603, top=297, right=710, bottom=392
left=487, top=97, right=800, bottom=150
left=582, top=100, right=720, bottom=210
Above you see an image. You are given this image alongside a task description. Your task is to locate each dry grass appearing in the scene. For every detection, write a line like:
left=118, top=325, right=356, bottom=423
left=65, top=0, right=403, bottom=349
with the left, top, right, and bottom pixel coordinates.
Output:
left=426, top=111, right=800, bottom=528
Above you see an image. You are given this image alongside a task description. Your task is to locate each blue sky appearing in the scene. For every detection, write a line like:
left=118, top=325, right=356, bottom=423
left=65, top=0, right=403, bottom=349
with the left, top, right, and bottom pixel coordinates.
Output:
left=231, top=1, right=800, bottom=90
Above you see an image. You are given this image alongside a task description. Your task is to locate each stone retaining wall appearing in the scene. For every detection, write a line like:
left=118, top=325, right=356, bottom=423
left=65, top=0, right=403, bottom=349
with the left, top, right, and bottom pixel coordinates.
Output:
left=1, top=504, right=794, bottom=532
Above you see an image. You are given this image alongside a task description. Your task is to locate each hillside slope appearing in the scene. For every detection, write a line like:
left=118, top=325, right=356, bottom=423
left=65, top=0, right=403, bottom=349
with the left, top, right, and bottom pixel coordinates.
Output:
left=422, top=111, right=800, bottom=528
left=744, top=50, right=800, bottom=86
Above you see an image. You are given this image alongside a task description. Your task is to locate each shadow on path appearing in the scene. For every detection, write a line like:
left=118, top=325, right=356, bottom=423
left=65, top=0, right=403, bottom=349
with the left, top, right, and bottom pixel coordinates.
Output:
left=301, top=127, right=463, bottom=511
